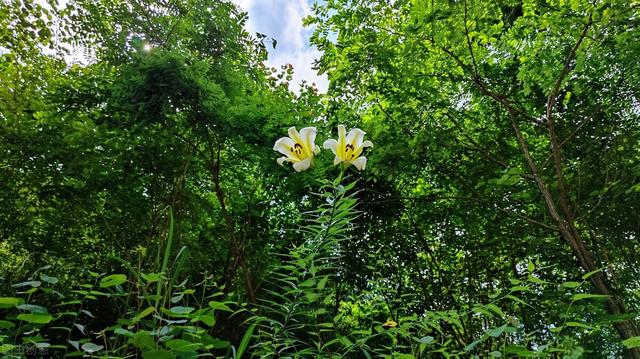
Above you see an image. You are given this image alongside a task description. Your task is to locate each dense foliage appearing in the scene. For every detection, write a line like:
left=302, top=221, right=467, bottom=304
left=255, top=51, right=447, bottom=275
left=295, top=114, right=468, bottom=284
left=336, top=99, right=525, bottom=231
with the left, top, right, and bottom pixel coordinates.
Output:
left=1, top=0, right=639, bottom=357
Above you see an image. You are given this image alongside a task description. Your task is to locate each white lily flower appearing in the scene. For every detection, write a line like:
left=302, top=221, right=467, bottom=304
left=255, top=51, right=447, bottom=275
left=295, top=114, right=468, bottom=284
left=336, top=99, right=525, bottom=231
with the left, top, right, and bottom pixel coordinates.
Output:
left=273, top=127, right=321, bottom=172
left=323, top=125, right=373, bottom=171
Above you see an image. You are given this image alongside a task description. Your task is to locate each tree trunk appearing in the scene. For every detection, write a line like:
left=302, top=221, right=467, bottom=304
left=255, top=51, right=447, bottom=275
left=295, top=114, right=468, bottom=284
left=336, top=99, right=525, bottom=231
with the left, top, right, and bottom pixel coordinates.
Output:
left=508, top=111, right=640, bottom=358
left=210, top=159, right=256, bottom=304
left=560, top=223, right=640, bottom=358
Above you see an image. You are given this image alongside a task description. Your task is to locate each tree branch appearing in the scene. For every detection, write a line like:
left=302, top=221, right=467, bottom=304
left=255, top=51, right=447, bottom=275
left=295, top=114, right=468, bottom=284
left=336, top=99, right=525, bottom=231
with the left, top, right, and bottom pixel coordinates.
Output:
left=545, top=15, right=593, bottom=222
left=438, top=46, right=545, bottom=127
left=545, top=16, right=593, bottom=123
left=442, top=111, right=534, bottom=181
left=508, top=110, right=566, bottom=230
left=463, top=0, right=479, bottom=80
left=541, top=117, right=591, bottom=170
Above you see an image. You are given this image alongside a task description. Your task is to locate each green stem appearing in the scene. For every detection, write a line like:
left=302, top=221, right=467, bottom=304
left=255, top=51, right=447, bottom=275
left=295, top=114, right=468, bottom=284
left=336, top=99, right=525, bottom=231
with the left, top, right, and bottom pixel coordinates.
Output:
left=154, top=207, right=175, bottom=324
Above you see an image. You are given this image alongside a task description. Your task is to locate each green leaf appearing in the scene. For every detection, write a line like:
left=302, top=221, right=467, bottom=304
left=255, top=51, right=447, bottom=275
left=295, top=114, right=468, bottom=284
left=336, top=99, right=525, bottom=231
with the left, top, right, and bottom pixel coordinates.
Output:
left=100, top=274, right=127, bottom=288
left=0, top=297, right=24, bottom=309
left=305, top=292, right=319, bottom=303
left=0, top=320, right=16, bottom=329
left=114, top=327, right=134, bottom=336
left=208, top=301, right=232, bottom=312
left=550, top=325, right=564, bottom=333
left=17, top=304, right=48, bottom=313
left=81, top=343, right=104, bottom=353
left=486, top=324, right=508, bottom=337
left=171, top=293, right=184, bottom=303
left=300, top=278, right=315, bottom=287
left=527, top=274, right=547, bottom=285
left=12, top=281, right=41, bottom=288
left=581, top=269, right=602, bottom=280
left=142, top=349, right=176, bottom=359
left=237, top=323, right=257, bottom=358
left=169, top=306, right=194, bottom=315
left=0, top=344, right=16, bottom=354
left=496, top=173, right=520, bottom=186
left=572, top=293, right=609, bottom=301
left=561, top=281, right=581, bottom=289
left=140, top=272, right=162, bottom=283
left=165, top=339, right=200, bottom=352
left=340, top=336, right=354, bottom=347
left=131, top=331, right=155, bottom=349
left=74, top=323, right=86, bottom=334
left=17, top=313, right=54, bottom=324
left=39, top=274, right=58, bottom=284
left=504, top=345, right=536, bottom=356
left=485, top=303, right=505, bottom=318
left=416, top=336, right=435, bottom=344
left=132, top=307, right=155, bottom=323
left=317, top=276, right=329, bottom=290
left=623, top=337, right=640, bottom=349
left=207, top=338, right=230, bottom=349
left=193, top=314, right=215, bottom=327
left=68, top=340, right=80, bottom=350
left=464, top=336, right=486, bottom=352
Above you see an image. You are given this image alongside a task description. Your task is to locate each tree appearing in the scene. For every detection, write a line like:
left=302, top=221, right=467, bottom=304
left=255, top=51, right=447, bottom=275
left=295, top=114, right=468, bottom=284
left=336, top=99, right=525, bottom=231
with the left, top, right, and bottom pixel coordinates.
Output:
left=309, top=0, right=640, bottom=355
left=1, top=0, right=322, bottom=309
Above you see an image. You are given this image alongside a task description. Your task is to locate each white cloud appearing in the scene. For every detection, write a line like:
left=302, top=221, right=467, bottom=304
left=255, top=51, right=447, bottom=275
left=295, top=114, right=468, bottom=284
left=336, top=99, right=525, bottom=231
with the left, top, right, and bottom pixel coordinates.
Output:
left=232, top=0, right=328, bottom=92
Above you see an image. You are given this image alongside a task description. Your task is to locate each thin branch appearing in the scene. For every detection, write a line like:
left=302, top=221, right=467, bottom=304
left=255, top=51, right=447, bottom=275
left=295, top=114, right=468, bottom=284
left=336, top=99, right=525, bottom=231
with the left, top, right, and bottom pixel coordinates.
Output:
left=463, top=0, right=479, bottom=79
left=545, top=15, right=593, bottom=221
left=438, top=46, right=545, bottom=126
left=546, top=16, right=593, bottom=123
left=374, top=97, right=413, bottom=137
left=508, top=109, right=569, bottom=236
left=371, top=19, right=545, bottom=126
left=541, top=117, right=591, bottom=170
left=161, top=2, right=194, bottom=48
left=444, top=113, right=503, bottom=166
left=442, top=112, right=536, bottom=181
left=168, top=127, right=213, bottom=168
left=131, top=0, right=163, bottom=44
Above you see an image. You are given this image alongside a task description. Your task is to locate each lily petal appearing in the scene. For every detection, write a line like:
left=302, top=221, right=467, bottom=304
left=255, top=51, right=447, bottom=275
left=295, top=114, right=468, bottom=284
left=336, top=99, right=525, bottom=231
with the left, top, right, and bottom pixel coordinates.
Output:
left=292, top=157, right=311, bottom=172
left=353, top=139, right=374, bottom=158
left=346, top=128, right=366, bottom=149
left=273, top=137, right=297, bottom=158
left=313, top=145, right=321, bottom=155
left=337, top=125, right=347, bottom=139
left=337, top=125, right=347, bottom=159
left=323, top=139, right=338, bottom=154
left=351, top=156, right=367, bottom=171
left=276, top=157, right=290, bottom=166
left=299, top=127, right=317, bottom=157
left=287, top=127, right=302, bottom=144
left=333, top=156, right=343, bottom=166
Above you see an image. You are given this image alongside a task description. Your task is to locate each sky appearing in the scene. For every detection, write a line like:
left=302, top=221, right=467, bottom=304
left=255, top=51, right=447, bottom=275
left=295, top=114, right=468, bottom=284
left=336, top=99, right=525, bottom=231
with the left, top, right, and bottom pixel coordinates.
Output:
left=231, top=0, right=328, bottom=92
left=15, top=0, right=329, bottom=92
